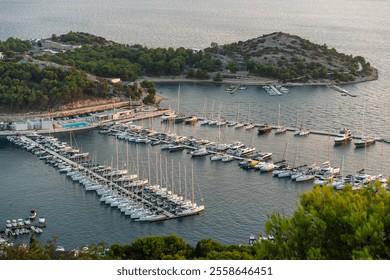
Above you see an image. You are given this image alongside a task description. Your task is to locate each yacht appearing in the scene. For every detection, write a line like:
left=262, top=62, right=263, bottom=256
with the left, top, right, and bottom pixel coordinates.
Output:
left=160, top=111, right=176, bottom=121
left=334, top=129, right=352, bottom=144
left=29, top=210, right=37, bottom=219
left=184, top=115, right=198, bottom=124
left=190, top=147, right=209, bottom=157
left=258, top=123, right=273, bottom=135
left=238, top=84, right=247, bottom=90
left=275, top=126, right=287, bottom=134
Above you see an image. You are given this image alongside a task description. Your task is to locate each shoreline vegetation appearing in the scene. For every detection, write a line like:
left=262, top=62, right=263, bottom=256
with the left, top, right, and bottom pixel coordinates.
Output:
left=0, top=31, right=378, bottom=121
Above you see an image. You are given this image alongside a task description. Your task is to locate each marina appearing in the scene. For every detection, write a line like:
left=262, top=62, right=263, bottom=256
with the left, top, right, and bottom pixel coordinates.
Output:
left=1, top=213, right=46, bottom=239
left=100, top=121, right=388, bottom=190
left=6, top=134, right=205, bottom=225
left=1, top=0, right=390, bottom=252
left=1, top=82, right=390, bottom=248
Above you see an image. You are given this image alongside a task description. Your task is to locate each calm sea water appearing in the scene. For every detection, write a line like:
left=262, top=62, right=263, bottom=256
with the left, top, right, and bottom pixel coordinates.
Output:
left=0, top=0, right=389, bottom=249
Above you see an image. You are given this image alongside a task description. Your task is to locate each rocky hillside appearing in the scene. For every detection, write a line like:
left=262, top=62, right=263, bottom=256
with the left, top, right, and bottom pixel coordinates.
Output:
left=207, top=32, right=377, bottom=84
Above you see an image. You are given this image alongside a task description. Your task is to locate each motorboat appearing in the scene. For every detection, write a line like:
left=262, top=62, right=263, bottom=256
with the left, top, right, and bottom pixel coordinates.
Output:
left=160, top=111, right=176, bottom=121
left=294, top=128, right=310, bottom=136
left=224, top=84, right=239, bottom=93
left=234, top=147, right=256, bottom=156
left=6, top=220, right=12, bottom=228
left=29, top=210, right=37, bottom=219
left=184, top=115, right=198, bottom=124
left=55, top=246, right=65, bottom=252
left=210, top=154, right=223, bottom=161
left=30, top=226, right=43, bottom=234
left=190, top=147, right=209, bottom=157
left=168, top=144, right=186, bottom=152
left=234, top=122, right=245, bottom=129
left=260, top=162, right=276, bottom=172
left=238, top=84, right=247, bottom=90
left=275, top=126, right=287, bottom=134
left=334, top=129, right=352, bottom=144
left=221, top=154, right=235, bottom=162
left=258, top=123, right=273, bottom=134
left=17, top=218, right=24, bottom=226
left=244, top=123, right=255, bottom=130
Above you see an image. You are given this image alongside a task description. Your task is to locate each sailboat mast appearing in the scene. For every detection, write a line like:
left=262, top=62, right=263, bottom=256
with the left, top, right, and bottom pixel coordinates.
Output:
left=178, top=162, right=182, bottom=196
left=171, top=159, right=174, bottom=195
left=159, top=154, right=162, bottom=187
left=165, top=156, right=169, bottom=191
left=148, top=149, right=151, bottom=185
left=191, top=164, right=195, bottom=204
left=155, top=152, right=159, bottom=186
left=184, top=164, right=187, bottom=201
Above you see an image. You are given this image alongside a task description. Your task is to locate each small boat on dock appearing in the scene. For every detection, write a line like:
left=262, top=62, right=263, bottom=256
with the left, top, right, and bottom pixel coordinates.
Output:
left=224, top=84, right=239, bottom=94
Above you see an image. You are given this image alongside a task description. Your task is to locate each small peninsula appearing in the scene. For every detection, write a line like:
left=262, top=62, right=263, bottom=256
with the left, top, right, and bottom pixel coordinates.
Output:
left=0, top=31, right=377, bottom=115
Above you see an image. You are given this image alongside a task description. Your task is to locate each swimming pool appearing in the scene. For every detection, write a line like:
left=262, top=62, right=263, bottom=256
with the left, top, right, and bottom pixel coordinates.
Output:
left=62, top=122, right=89, bottom=129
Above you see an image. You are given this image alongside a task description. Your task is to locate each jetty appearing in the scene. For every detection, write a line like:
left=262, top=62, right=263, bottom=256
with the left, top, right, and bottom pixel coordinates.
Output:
left=263, top=85, right=280, bottom=96
left=328, top=84, right=357, bottom=97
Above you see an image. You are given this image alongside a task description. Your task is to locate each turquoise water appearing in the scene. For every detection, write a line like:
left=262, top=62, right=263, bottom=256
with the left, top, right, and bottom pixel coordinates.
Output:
left=62, top=122, right=89, bottom=129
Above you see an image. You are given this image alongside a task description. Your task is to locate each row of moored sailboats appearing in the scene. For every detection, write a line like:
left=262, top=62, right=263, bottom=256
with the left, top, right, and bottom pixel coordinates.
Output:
left=7, top=134, right=205, bottom=223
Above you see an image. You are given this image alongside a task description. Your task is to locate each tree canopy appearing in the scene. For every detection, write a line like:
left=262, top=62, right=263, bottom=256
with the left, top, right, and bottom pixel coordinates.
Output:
left=255, top=183, right=390, bottom=260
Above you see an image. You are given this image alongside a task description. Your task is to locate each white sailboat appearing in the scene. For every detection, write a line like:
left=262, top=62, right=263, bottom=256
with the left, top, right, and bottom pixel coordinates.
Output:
left=275, top=104, right=287, bottom=134
left=294, top=110, right=310, bottom=136
left=354, top=99, right=376, bottom=148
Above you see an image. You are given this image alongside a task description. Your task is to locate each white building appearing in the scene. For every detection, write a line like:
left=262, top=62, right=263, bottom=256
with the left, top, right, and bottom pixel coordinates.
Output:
left=40, top=40, right=82, bottom=51
left=91, top=108, right=135, bottom=121
left=41, top=119, right=54, bottom=130
left=0, top=52, right=4, bottom=60
left=27, top=120, right=40, bottom=130
left=12, top=121, right=28, bottom=131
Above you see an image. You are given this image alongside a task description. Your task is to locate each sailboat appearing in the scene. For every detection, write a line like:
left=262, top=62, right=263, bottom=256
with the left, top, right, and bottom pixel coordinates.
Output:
left=294, top=110, right=310, bottom=136
left=176, top=164, right=205, bottom=217
left=244, top=104, right=255, bottom=130
left=173, top=85, right=185, bottom=123
left=354, top=100, right=376, bottom=148
left=199, top=97, right=210, bottom=125
left=275, top=104, right=287, bottom=134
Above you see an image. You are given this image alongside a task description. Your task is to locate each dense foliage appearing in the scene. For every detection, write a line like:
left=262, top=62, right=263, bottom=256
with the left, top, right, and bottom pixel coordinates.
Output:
left=50, top=31, right=111, bottom=46
left=0, top=32, right=377, bottom=111
left=2, top=183, right=389, bottom=260
left=256, top=183, right=390, bottom=259
left=37, top=34, right=222, bottom=80
left=0, top=37, right=31, bottom=57
left=0, top=61, right=111, bottom=110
